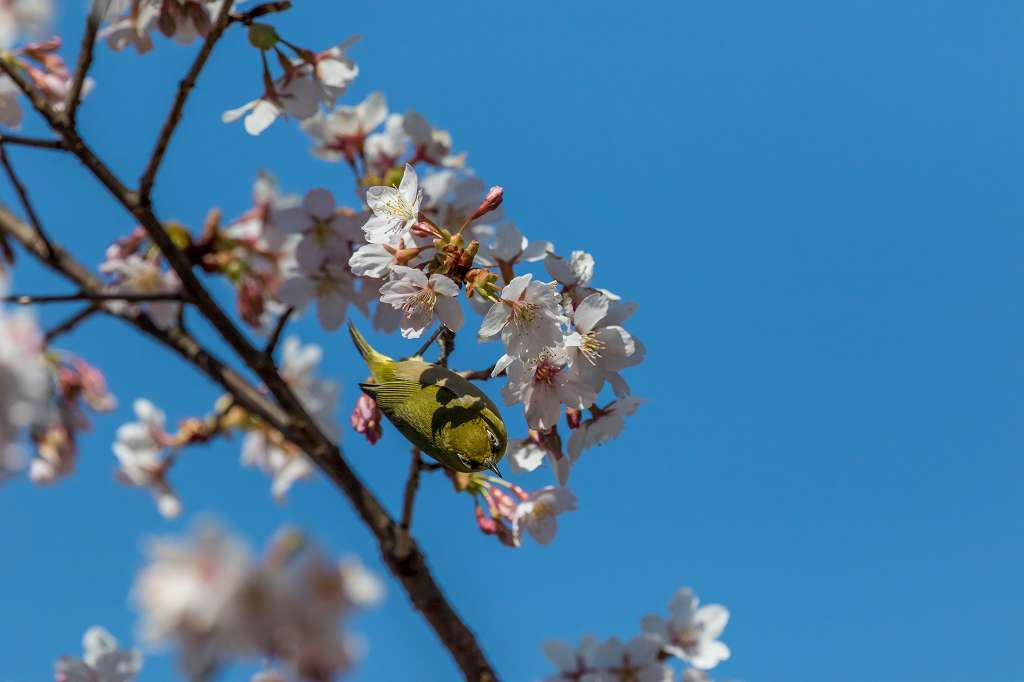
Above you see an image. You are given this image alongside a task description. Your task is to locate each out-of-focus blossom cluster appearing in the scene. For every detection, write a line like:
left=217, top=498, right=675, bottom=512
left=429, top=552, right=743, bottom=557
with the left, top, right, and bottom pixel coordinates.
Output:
left=543, top=587, right=730, bottom=682
left=97, top=0, right=229, bottom=54
left=0, top=36, right=94, bottom=129
left=55, top=626, right=143, bottom=682
left=109, top=335, right=337, bottom=516
left=0, top=276, right=117, bottom=486
left=132, top=521, right=382, bottom=681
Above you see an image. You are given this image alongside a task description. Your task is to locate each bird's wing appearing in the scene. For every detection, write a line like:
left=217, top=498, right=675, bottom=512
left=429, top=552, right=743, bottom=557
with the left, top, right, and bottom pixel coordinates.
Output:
left=360, top=379, right=421, bottom=414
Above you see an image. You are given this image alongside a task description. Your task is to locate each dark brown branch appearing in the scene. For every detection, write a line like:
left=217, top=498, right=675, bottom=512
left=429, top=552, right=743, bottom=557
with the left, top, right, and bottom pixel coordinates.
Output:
left=0, top=143, right=55, bottom=259
left=65, top=13, right=100, bottom=122
left=230, top=0, right=292, bottom=24
left=264, top=307, right=294, bottom=356
left=44, top=303, right=99, bottom=343
left=0, top=134, right=66, bottom=150
left=412, top=324, right=446, bottom=359
left=138, top=0, right=235, bottom=200
left=438, top=327, right=456, bottom=367
left=4, top=291, right=182, bottom=304
left=400, top=448, right=423, bottom=530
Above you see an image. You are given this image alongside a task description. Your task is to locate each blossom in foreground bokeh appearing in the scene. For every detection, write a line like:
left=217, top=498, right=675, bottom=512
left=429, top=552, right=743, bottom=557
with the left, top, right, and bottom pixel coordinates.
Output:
left=55, top=626, right=142, bottom=682
left=132, top=521, right=381, bottom=681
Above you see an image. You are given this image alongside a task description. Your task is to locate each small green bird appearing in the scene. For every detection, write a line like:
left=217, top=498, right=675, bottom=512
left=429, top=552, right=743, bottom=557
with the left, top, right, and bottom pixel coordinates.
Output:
left=348, top=322, right=508, bottom=475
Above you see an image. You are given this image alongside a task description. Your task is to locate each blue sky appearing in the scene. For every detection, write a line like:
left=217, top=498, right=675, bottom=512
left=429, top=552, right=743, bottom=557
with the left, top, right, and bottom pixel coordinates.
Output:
left=2, top=1, right=1023, bottom=680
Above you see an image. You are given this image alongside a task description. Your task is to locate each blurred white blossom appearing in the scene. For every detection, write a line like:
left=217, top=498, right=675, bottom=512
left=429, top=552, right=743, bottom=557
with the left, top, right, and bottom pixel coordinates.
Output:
left=641, top=588, right=731, bottom=670
left=55, top=626, right=142, bottom=682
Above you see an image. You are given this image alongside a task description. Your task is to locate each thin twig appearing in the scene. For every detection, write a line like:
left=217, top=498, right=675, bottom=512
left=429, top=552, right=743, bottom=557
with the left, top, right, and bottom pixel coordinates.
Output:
left=0, top=134, right=66, bottom=150
left=264, top=307, right=294, bottom=356
left=3, top=291, right=182, bottom=304
left=138, top=0, right=236, bottom=200
left=458, top=363, right=499, bottom=381
left=400, top=448, right=423, bottom=530
left=437, top=328, right=456, bottom=367
left=229, top=0, right=292, bottom=24
left=0, top=143, right=55, bottom=259
left=65, top=13, right=100, bottom=122
left=44, top=303, right=99, bottom=343
left=411, top=324, right=446, bottom=359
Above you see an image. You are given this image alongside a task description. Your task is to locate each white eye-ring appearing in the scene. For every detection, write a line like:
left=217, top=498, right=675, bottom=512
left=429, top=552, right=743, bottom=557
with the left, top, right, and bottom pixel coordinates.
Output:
left=486, top=430, right=499, bottom=450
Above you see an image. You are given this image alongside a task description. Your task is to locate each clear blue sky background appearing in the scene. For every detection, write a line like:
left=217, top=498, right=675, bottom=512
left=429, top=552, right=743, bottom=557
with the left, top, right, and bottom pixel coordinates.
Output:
left=2, top=1, right=1022, bottom=680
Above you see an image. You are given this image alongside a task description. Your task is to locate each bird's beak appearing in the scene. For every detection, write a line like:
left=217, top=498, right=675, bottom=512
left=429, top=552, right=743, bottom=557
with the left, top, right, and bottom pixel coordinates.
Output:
left=488, top=463, right=503, bottom=478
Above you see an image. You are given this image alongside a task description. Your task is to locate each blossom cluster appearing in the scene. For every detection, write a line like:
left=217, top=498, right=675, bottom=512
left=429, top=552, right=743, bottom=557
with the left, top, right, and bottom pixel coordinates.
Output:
left=544, top=587, right=730, bottom=682
left=110, top=335, right=337, bottom=517
left=0, top=276, right=117, bottom=487
left=51, top=521, right=381, bottom=682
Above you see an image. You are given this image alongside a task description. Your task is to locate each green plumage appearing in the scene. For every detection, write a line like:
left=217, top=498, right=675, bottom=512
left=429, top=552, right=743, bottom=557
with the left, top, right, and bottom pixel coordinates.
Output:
left=349, top=323, right=508, bottom=474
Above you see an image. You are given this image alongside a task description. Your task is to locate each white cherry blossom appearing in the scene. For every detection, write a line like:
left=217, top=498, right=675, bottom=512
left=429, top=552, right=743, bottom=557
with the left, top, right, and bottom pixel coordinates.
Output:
left=240, top=430, right=313, bottom=502
left=0, top=0, right=51, bottom=48
left=222, top=75, right=320, bottom=136
left=404, top=110, right=463, bottom=166
left=568, top=397, right=644, bottom=461
left=365, top=113, right=409, bottom=173
left=473, top=222, right=552, bottom=271
left=641, top=588, right=731, bottom=670
left=362, top=163, right=423, bottom=245
left=112, top=399, right=181, bottom=518
left=542, top=635, right=599, bottom=682
left=591, top=635, right=672, bottom=682
left=565, top=292, right=642, bottom=395
left=379, top=265, right=463, bottom=339
left=507, top=438, right=546, bottom=474
left=502, top=348, right=596, bottom=430
left=277, top=263, right=360, bottom=331
left=274, top=187, right=361, bottom=271
left=479, top=273, right=567, bottom=359
left=512, top=485, right=577, bottom=545
left=100, top=254, right=181, bottom=329
left=55, top=626, right=143, bottom=682
left=546, top=250, right=595, bottom=289
left=301, top=91, right=387, bottom=162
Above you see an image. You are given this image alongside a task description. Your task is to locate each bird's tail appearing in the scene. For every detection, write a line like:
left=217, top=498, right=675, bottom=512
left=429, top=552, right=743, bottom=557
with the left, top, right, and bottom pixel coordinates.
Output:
left=348, top=322, right=393, bottom=379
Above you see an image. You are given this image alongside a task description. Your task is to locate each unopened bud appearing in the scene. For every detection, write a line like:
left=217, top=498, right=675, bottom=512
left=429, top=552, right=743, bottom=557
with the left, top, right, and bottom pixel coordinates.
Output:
left=412, top=221, right=437, bottom=238
left=248, top=23, right=279, bottom=50
left=350, top=394, right=383, bottom=445
left=468, top=186, right=503, bottom=223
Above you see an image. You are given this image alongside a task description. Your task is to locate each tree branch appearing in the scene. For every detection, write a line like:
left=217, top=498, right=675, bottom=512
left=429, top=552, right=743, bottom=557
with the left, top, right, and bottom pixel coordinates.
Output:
left=65, top=13, right=100, bottom=123
left=3, top=291, right=182, bottom=304
left=412, top=324, right=446, bottom=359
left=0, top=143, right=55, bottom=259
left=44, top=303, right=99, bottom=343
left=138, top=0, right=235, bottom=200
left=400, top=448, right=423, bottom=530
left=458, top=363, right=499, bottom=381
left=263, top=307, right=294, bottom=356
left=0, top=134, right=66, bottom=150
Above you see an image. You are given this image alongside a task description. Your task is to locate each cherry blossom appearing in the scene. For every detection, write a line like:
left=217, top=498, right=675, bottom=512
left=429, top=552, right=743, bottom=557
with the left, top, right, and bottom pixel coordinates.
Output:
left=512, top=485, right=577, bottom=545
left=364, top=113, right=409, bottom=174
left=98, top=4, right=158, bottom=53
left=542, top=636, right=599, bottom=682
left=507, top=438, right=546, bottom=474
left=473, top=221, right=552, bottom=278
left=404, top=110, right=463, bottom=167
left=274, top=187, right=361, bottom=272
left=565, top=292, right=643, bottom=396
left=301, top=90, right=387, bottom=163
left=277, top=263, right=360, bottom=331
left=54, top=626, right=143, bottom=682
left=502, top=348, right=596, bottom=431
left=240, top=428, right=313, bottom=502
left=350, top=393, right=382, bottom=444
left=546, top=249, right=596, bottom=290
left=0, top=290, right=48, bottom=476
left=641, top=588, right=731, bottom=670
left=362, top=163, right=423, bottom=245
left=568, top=397, right=644, bottom=461
left=379, top=265, right=463, bottom=339
left=479, top=273, right=567, bottom=360
left=308, top=36, right=360, bottom=104
left=0, top=0, right=51, bottom=49
left=112, top=399, right=181, bottom=518
left=590, top=635, right=672, bottom=682
left=222, top=74, right=320, bottom=136
left=100, top=254, right=181, bottom=329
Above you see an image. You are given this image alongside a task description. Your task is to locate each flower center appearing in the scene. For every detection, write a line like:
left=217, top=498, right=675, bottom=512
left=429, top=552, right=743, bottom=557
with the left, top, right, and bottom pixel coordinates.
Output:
left=579, top=332, right=605, bottom=364
left=383, top=195, right=416, bottom=221
left=532, top=356, right=561, bottom=385
left=509, top=300, right=538, bottom=326
left=403, top=287, right=436, bottom=315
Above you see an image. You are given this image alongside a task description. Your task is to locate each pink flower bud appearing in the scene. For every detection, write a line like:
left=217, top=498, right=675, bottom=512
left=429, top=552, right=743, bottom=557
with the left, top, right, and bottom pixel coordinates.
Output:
left=412, top=221, right=438, bottom=238
left=468, top=186, right=504, bottom=222
left=72, top=358, right=116, bottom=412
left=350, top=394, right=383, bottom=444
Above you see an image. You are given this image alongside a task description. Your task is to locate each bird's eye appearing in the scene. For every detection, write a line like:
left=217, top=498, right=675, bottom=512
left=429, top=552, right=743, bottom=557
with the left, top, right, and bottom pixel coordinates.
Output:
left=486, top=430, right=499, bottom=450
